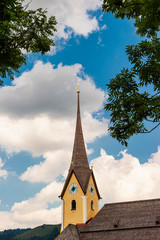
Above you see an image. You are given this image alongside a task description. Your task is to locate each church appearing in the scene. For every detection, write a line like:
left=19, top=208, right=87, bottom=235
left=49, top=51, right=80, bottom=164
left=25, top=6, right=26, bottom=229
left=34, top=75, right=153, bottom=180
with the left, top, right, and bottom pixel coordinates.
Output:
left=56, top=88, right=160, bottom=240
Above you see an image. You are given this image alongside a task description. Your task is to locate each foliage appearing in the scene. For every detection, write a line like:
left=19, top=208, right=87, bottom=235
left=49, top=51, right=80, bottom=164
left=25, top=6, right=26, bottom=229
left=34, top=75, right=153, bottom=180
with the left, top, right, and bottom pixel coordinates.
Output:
left=105, top=37, right=160, bottom=146
left=0, top=224, right=61, bottom=240
left=0, top=229, right=30, bottom=240
left=14, top=224, right=61, bottom=240
left=102, top=0, right=160, bottom=37
left=0, top=0, right=57, bottom=84
left=102, top=0, right=160, bottom=145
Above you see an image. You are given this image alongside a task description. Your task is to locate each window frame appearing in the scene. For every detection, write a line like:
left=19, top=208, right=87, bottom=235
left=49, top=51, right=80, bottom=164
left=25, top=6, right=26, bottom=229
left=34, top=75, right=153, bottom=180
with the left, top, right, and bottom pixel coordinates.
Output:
left=71, top=199, right=76, bottom=211
left=91, top=200, right=94, bottom=211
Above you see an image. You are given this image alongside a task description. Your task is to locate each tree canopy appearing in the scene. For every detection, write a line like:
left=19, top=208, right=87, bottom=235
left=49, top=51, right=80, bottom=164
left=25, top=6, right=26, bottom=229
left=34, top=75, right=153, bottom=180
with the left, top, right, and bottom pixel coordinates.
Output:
left=0, top=0, right=57, bottom=84
left=102, top=0, right=160, bottom=146
left=102, top=0, right=160, bottom=37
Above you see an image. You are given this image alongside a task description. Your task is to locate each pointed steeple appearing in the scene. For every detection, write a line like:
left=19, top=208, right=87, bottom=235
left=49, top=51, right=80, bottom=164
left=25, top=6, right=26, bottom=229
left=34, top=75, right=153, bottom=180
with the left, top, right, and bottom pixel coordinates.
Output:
left=60, top=87, right=101, bottom=231
left=60, top=88, right=91, bottom=198
left=70, top=91, right=89, bottom=170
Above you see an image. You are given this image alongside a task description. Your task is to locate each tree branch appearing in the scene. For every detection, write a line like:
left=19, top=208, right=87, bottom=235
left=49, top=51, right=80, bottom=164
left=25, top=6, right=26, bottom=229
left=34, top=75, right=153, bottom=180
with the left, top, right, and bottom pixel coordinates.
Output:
left=152, top=91, right=160, bottom=98
left=121, top=2, right=144, bottom=9
left=141, top=122, right=160, bottom=134
left=3, top=0, right=8, bottom=21
left=23, top=0, right=32, bottom=11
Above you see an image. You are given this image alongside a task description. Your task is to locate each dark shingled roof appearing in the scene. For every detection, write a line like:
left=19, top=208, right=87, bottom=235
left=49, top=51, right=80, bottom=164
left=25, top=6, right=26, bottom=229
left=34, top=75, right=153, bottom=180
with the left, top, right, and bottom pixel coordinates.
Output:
left=60, top=92, right=100, bottom=198
left=56, top=224, right=80, bottom=240
left=56, top=198, right=160, bottom=240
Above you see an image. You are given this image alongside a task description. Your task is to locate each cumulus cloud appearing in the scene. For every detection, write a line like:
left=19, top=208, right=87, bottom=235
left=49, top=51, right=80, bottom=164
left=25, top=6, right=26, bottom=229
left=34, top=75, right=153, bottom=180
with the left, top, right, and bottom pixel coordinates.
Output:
left=0, top=158, right=8, bottom=179
left=2, top=147, right=160, bottom=230
left=25, top=0, right=101, bottom=39
left=91, top=146, right=160, bottom=204
left=20, top=150, right=71, bottom=183
left=20, top=114, right=107, bottom=183
left=0, top=61, right=107, bottom=182
left=0, top=115, right=74, bottom=155
left=0, top=207, right=61, bottom=230
left=0, top=62, right=104, bottom=119
left=0, top=59, right=108, bottom=230
left=12, top=181, right=62, bottom=213
left=0, top=181, right=62, bottom=230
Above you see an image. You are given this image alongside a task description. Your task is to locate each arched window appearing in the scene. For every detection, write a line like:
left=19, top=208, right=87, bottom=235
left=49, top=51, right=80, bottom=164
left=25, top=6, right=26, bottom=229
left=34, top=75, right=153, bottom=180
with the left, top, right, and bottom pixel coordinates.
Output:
left=71, top=200, right=76, bottom=210
left=91, top=200, right=94, bottom=210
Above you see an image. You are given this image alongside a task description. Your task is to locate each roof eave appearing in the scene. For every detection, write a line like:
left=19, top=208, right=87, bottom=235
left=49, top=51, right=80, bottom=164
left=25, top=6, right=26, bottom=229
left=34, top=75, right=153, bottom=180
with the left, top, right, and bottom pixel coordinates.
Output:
left=60, top=169, right=87, bottom=199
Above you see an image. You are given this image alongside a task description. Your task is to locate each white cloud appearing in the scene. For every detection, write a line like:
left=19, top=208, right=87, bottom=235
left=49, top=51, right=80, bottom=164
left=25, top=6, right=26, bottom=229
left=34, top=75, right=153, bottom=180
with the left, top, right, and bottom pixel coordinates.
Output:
left=12, top=181, right=62, bottom=213
left=0, top=181, right=62, bottom=230
left=25, top=0, right=101, bottom=39
left=0, top=158, right=8, bottom=179
left=101, top=24, right=107, bottom=30
left=148, top=146, right=160, bottom=163
left=2, top=147, right=160, bottom=230
left=20, top=150, right=71, bottom=183
left=83, top=113, right=108, bottom=143
left=20, top=114, right=108, bottom=183
left=91, top=146, right=160, bottom=204
left=0, top=61, right=104, bottom=119
left=0, top=61, right=107, bottom=182
left=0, top=115, right=74, bottom=155
left=0, top=59, right=108, bottom=230
left=0, top=207, right=61, bottom=230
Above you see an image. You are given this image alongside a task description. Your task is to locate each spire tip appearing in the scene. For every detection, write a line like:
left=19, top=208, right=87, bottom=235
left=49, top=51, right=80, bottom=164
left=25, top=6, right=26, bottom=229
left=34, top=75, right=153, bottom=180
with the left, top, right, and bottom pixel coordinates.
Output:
left=77, top=83, right=80, bottom=93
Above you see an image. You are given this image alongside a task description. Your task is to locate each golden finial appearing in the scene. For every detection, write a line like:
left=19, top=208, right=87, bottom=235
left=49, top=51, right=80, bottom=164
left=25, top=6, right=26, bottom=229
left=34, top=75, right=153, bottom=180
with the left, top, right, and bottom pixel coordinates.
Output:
left=91, top=162, right=94, bottom=169
left=71, top=161, right=74, bottom=167
left=77, top=83, right=80, bottom=93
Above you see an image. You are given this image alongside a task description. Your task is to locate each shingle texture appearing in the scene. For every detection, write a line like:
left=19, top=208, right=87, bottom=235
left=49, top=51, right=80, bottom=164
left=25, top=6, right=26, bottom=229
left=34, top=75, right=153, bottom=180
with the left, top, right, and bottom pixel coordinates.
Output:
left=55, top=224, right=80, bottom=240
left=71, top=92, right=89, bottom=170
left=60, top=93, right=92, bottom=197
left=80, top=198, right=160, bottom=231
left=56, top=198, right=160, bottom=240
left=80, top=228, right=160, bottom=240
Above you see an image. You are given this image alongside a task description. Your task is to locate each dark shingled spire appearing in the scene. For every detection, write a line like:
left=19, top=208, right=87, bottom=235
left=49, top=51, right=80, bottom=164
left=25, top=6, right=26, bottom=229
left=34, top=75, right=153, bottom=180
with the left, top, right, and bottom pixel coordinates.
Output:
left=70, top=92, right=89, bottom=170
left=60, top=91, right=91, bottom=197
left=69, top=91, right=91, bottom=193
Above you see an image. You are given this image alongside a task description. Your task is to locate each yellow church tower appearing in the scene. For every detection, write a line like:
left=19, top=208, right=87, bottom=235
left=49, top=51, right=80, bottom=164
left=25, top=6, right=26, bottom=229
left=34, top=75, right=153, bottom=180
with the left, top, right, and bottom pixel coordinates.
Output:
left=59, top=87, right=101, bottom=230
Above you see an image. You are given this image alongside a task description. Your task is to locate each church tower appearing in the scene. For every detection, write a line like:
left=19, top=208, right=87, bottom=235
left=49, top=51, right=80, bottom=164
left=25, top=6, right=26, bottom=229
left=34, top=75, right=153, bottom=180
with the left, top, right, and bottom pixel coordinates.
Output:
left=59, top=87, right=101, bottom=230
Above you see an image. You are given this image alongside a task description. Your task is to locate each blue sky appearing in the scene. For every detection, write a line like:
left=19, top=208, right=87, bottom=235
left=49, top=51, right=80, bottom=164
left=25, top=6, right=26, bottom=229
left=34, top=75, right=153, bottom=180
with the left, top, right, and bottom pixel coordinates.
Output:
left=0, top=0, right=159, bottom=230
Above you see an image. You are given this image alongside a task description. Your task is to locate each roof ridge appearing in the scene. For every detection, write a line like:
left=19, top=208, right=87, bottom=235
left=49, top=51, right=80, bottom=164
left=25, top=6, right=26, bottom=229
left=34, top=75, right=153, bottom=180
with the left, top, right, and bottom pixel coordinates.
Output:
left=79, top=225, right=160, bottom=233
left=103, top=198, right=160, bottom=206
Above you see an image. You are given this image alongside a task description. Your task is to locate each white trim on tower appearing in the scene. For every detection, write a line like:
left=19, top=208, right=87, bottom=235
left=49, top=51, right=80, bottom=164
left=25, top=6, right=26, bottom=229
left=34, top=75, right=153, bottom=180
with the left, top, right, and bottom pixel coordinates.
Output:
left=81, top=196, right=88, bottom=223
left=61, top=199, right=65, bottom=231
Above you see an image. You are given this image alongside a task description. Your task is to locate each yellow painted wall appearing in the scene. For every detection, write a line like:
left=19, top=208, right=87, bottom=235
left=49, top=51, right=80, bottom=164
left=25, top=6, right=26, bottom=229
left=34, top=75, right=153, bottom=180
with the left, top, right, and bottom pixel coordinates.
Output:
left=63, top=173, right=84, bottom=229
left=62, top=172, right=99, bottom=229
left=86, top=175, right=99, bottom=220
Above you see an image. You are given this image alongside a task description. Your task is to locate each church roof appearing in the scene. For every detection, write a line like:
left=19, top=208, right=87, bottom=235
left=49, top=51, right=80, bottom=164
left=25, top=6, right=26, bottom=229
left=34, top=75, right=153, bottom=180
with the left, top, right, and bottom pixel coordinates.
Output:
left=56, top=198, right=160, bottom=240
left=56, top=224, right=80, bottom=240
left=60, top=92, right=100, bottom=199
left=79, top=198, right=160, bottom=231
